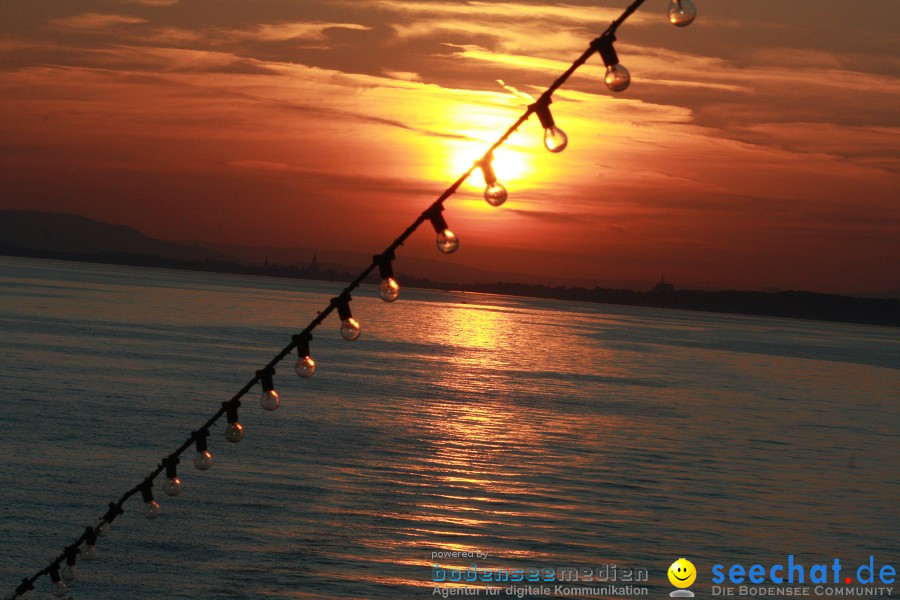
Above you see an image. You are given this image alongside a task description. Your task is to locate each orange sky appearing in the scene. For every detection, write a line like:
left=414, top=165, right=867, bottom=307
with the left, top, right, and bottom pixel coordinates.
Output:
left=0, top=1, right=898, bottom=293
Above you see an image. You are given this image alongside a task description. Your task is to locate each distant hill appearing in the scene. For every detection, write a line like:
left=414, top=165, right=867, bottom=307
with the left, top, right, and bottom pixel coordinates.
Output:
left=0, top=211, right=235, bottom=263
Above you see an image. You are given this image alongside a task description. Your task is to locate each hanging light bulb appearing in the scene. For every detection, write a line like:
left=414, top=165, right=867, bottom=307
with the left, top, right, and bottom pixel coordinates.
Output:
left=223, top=400, right=244, bottom=442
left=333, top=295, right=361, bottom=341
left=531, top=97, right=568, bottom=153
left=81, top=527, right=98, bottom=561
left=141, top=482, right=160, bottom=519
left=192, top=429, right=213, bottom=470
left=292, top=333, right=316, bottom=378
left=98, top=502, right=123, bottom=537
left=668, top=0, right=696, bottom=26
left=427, top=206, right=459, bottom=254
left=162, top=457, right=181, bottom=496
left=594, top=35, right=630, bottom=92
left=62, top=548, right=78, bottom=582
left=48, top=566, right=67, bottom=598
left=257, top=367, right=280, bottom=411
left=375, top=251, right=400, bottom=302
left=480, top=153, right=508, bottom=206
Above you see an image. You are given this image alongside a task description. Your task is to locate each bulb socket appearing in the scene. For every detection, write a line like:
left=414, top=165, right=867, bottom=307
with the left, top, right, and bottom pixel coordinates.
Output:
left=531, top=98, right=556, bottom=130
left=223, top=400, right=241, bottom=424
left=140, top=482, right=154, bottom=504
left=256, top=367, right=276, bottom=393
left=333, top=295, right=353, bottom=321
left=64, top=547, right=78, bottom=567
left=375, top=251, right=395, bottom=280
left=102, top=501, right=124, bottom=525
left=480, top=155, right=499, bottom=186
left=84, top=526, right=97, bottom=546
left=292, top=332, right=313, bottom=358
left=48, top=565, right=62, bottom=584
left=593, top=35, right=619, bottom=67
left=16, top=578, right=34, bottom=596
left=427, top=205, right=449, bottom=234
left=193, top=429, right=209, bottom=453
left=163, top=457, right=179, bottom=480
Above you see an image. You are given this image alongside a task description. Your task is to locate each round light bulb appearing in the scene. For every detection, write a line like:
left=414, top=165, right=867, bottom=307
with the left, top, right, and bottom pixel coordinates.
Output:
left=544, top=126, right=568, bottom=153
left=163, top=477, right=181, bottom=497
left=52, top=580, right=68, bottom=598
left=98, top=521, right=110, bottom=537
left=194, top=450, right=213, bottom=470
left=605, top=63, right=630, bottom=92
left=436, top=229, right=459, bottom=254
left=143, top=500, right=161, bottom=519
left=668, top=0, right=696, bottom=26
left=340, top=317, right=361, bottom=341
left=260, top=388, right=280, bottom=411
left=295, top=355, right=316, bottom=378
left=225, top=422, right=244, bottom=443
left=379, top=277, right=400, bottom=302
left=80, top=545, right=97, bottom=561
left=61, top=565, right=77, bottom=582
left=483, top=182, right=508, bottom=206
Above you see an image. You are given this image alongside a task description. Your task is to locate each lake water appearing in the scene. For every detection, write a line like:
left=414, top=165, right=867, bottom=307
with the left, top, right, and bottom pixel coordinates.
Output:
left=0, top=256, right=897, bottom=599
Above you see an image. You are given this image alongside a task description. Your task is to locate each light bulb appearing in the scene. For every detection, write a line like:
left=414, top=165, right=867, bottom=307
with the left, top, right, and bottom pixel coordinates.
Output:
left=543, top=125, right=568, bottom=152
left=52, top=580, right=67, bottom=598
left=295, top=355, right=316, bottom=378
left=194, top=450, right=213, bottom=470
left=605, top=64, right=630, bottom=92
left=163, top=477, right=181, bottom=496
left=62, top=565, right=77, bottom=582
left=483, top=182, right=508, bottom=207
left=668, top=0, right=696, bottom=26
left=260, top=388, right=280, bottom=411
left=436, top=229, right=459, bottom=254
left=80, top=545, right=97, bottom=561
left=225, top=422, right=244, bottom=443
left=143, top=499, right=161, bottom=519
left=340, top=317, right=361, bottom=341
left=98, top=521, right=110, bottom=536
left=379, top=277, right=400, bottom=302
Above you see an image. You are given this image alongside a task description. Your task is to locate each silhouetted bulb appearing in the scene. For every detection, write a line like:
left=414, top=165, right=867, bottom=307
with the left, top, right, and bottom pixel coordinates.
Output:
left=163, top=477, right=181, bottom=497
left=543, top=125, right=568, bottom=153
left=295, top=355, right=316, bottom=378
left=668, top=0, right=696, bottom=26
left=62, top=565, right=77, bottom=582
left=52, top=580, right=67, bottom=598
left=260, top=388, right=280, bottom=411
left=436, top=229, right=459, bottom=254
left=143, top=499, right=161, bottom=519
left=483, top=182, right=508, bottom=207
left=605, top=64, right=630, bottom=92
left=98, top=521, right=110, bottom=537
left=80, top=545, right=97, bottom=561
left=379, top=277, right=400, bottom=302
left=340, top=317, right=361, bottom=341
left=225, top=422, right=244, bottom=443
left=194, top=450, right=213, bottom=470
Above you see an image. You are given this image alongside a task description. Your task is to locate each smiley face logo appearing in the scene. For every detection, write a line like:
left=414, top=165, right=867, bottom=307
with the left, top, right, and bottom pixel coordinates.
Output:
left=668, top=558, right=697, bottom=588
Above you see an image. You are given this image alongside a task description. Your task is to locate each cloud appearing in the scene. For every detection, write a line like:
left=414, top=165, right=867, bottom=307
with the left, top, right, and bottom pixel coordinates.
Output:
left=48, top=13, right=147, bottom=30
left=219, top=21, right=372, bottom=43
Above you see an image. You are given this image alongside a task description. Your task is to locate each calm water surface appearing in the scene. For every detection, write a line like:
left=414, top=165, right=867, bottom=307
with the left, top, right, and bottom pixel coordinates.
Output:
left=0, top=256, right=897, bottom=599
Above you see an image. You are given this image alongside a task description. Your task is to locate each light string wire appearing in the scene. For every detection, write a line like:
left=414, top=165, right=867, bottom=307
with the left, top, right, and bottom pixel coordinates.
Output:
left=4, top=0, right=696, bottom=596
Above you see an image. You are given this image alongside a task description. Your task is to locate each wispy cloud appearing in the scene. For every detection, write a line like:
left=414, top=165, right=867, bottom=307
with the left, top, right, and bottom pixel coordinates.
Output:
left=48, top=13, right=147, bottom=30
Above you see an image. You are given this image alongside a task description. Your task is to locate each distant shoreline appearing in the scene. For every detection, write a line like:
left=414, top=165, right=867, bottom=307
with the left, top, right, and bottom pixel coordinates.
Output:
left=2, top=246, right=897, bottom=328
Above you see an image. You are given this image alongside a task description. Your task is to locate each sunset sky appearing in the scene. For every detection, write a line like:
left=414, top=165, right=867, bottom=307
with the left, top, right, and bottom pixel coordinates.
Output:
left=1, top=1, right=897, bottom=293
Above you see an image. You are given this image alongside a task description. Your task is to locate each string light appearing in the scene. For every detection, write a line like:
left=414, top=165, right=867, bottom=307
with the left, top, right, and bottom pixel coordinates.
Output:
left=141, top=482, right=160, bottom=519
left=61, top=547, right=78, bottom=582
left=48, top=565, right=67, bottom=598
left=427, top=205, right=459, bottom=254
left=593, top=35, right=630, bottom=92
left=334, top=295, right=361, bottom=341
left=4, top=1, right=700, bottom=595
left=376, top=251, right=400, bottom=302
left=668, top=0, right=696, bottom=26
left=257, top=367, right=280, bottom=411
left=531, top=97, right=568, bottom=153
left=193, top=429, right=213, bottom=470
left=223, top=400, right=243, bottom=443
left=480, top=153, right=509, bottom=206
left=293, top=333, right=316, bottom=378
left=162, top=457, right=181, bottom=496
